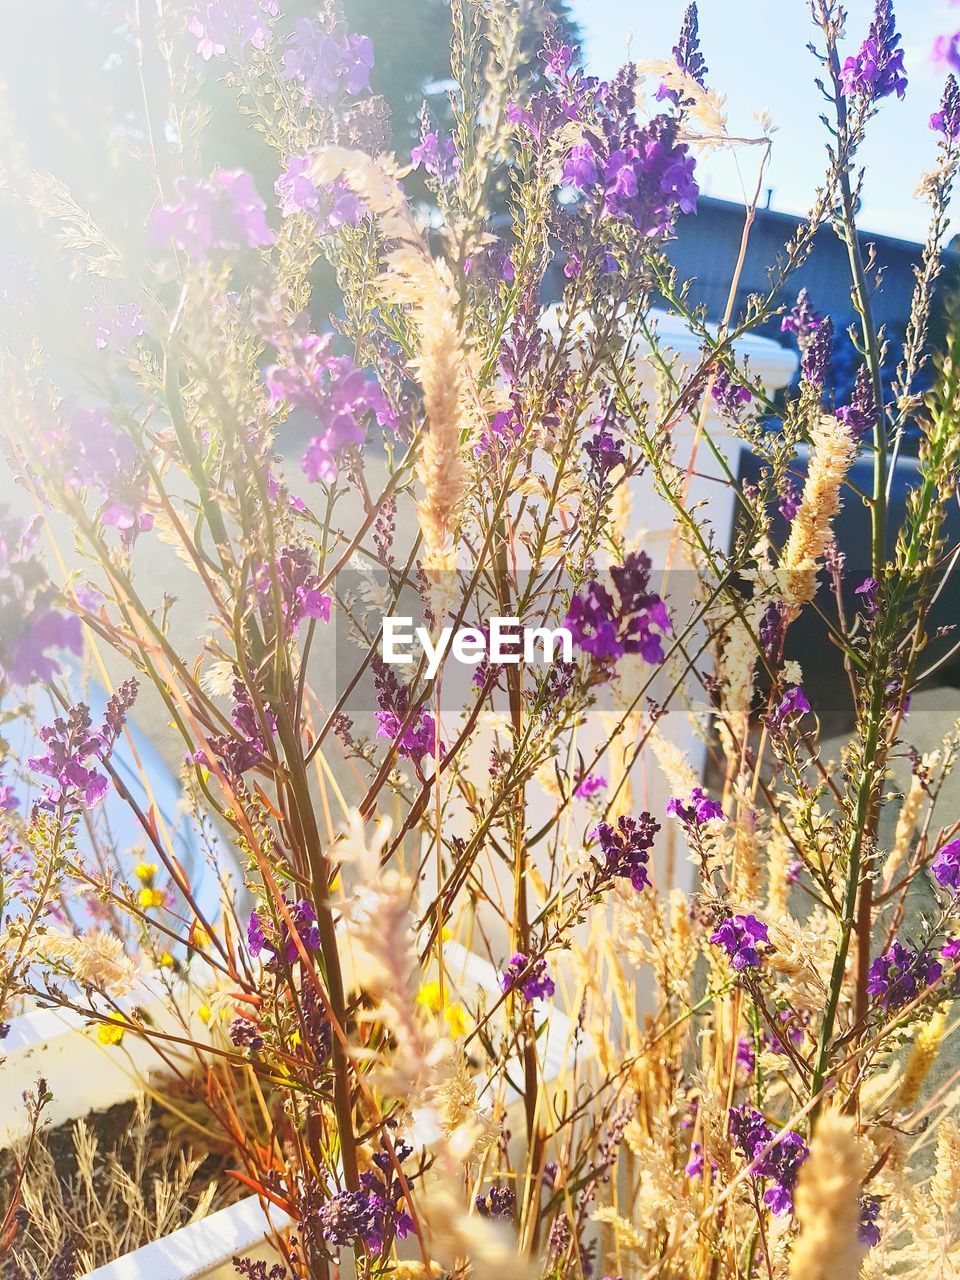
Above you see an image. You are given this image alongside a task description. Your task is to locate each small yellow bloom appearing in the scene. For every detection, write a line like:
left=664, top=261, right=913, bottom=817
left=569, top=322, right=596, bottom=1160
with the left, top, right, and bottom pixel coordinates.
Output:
left=134, top=861, right=158, bottom=884
left=197, top=1004, right=212, bottom=1024
left=138, top=887, right=165, bottom=909
left=158, top=951, right=174, bottom=969
left=192, top=923, right=211, bottom=949
left=444, top=1003, right=470, bottom=1038
left=417, top=981, right=443, bottom=1015
left=97, top=1014, right=125, bottom=1046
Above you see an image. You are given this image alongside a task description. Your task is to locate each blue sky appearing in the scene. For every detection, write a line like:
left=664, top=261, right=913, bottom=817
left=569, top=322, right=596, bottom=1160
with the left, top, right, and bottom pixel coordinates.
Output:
left=569, top=0, right=955, bottom=243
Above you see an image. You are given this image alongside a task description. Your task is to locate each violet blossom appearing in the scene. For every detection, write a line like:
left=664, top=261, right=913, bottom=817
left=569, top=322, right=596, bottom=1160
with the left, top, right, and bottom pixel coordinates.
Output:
left=711, top=367, right=753, bottom=416
left=263, top=325, right=392, bottom=484
left=800, top=316, right=834, bottom=388
left=0, top=510, right=83, bottom=689
left=565, top=550, right=671, bottom=667
left=501, top=952, right=555, bottom=1001
left=28, top=682, right=137, bottom=812
left=54, top=407, right=153, bottom=536
left=932, top=838, right=960, bottom=894
left=282, top=18, right=374, bottom=103
left=373, top=657, right=442, bottom=763
left=574, top=772, right=607, bottom=800
left=781, top=288, right=822, bottom=341
left=658, top=2, right=708, bottom=103
left=867, top=939, right=942, bottom=1011
left=563, top=115, right=699, bottom=237
left=247, top=897, right=321, bottom=968
left=836, top=365, right=878, bottom=439
left=667, top=787, right=723, bottom=829
left=475, top=1187, right=516, bottom=1219
left=186, top=0, right=278, bottom=61
left=275, top=158, right=364, bottom=235
left=768, top=685, right=811, bottom=732
left=728, top=1106, right=808, bottom=1216
left=931, top=75, right=960, bottom=139
left=710, top=913, right=769, bottom=971
left=778, top=478, right=801, bottom=523
left=855, top=576, right=879, bottom=614
left=594, top=813, right=659, bottom=891
left=151, top=170, right=274, bottom=260
left=410, top=130, right=459, bottom=183
left=840, top=0, right=907, bottom=104
left=252, top=545, right=331, bottom=636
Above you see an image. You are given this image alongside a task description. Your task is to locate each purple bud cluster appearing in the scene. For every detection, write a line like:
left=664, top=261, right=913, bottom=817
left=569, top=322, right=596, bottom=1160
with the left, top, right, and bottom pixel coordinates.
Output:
left=595, top=813, right=660, bottom=891
left=565, top=551, right=671, bottom=667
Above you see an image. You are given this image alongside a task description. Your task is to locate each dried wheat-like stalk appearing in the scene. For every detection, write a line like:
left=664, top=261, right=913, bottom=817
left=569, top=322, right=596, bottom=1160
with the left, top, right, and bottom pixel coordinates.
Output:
left=781, top=414, right=856, bottom=607
left=789, top=1110, right=868, bottom=1280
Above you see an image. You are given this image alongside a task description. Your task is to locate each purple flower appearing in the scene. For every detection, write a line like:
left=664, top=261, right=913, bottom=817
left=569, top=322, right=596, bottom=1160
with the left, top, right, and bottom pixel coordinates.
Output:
left=801, top=316, right=834, bottom=388
left=475, top=1187, right=516, bottom=1219
left=501, top=952, right=555, bottom=1002
left=840, top=0, right=907, bottom=104
left=768, top=685, right=811, bottom=732
left=317, top=1188, right=388, bottom=1253
left=373, top=657, right=442, bottom=764
left=931, top=76, right=960, bottom=139
left=781, top=289, right=822, bottom=341
left=667, top=787, right=723, bottom=829
left=574, top=772, right=607, bottom=800
left=229, top=1016, right=264, bottom=1052
left=711, top=367, right=752, bottom=416
left=186, top=0, right=278, bottom=61
left=410, top=130, right=459, bottom=183
left=836, top=366, right=877, bottom=440
left=275, top=158, right=364, bottom=234
left=583, top=422, right=626, bottom=487
left=710, top=913, right=768, bottom=971
left=932, top=838, right=960, bottom=894
left=0, top=510, right=83, bottom=689
left=283, top=18, right=374, bottom=102
left=867, top=940, right=942, bottom=1011
left=263, top=324, right=391, bottom=484
left=563, top=116, right=698, bottom=236
left=855, top=576, right=879, bottom=614
left=151, top=170, right=274, bottom=259
left=729, top=1106, right=808, bottom=1216
left=736, top=1035, right=756, bottom=1075
left=595, top=813, right=659, bottom=891
left=565, top=551, right=671, bottom=667
left=53, top=407, right=153, bottom=536
left=778, top=478, right=801, bottom=523
left=252, top=546, right=331, bottom=636
left=247, top=897, right=320, bottom=968
left=759, top=602, right=785, bottom=662
left=658, top=2, right=708, bottom=103
left=474, top=408, right=523, bottom=459
left=859, top=1195, right=882, bottom=1248
left=28, top=682, right=136, bottom=812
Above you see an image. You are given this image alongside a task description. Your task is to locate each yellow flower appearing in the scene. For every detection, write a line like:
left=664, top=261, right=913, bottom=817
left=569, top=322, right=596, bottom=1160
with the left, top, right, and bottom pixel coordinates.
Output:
left=158, top=951, right=174, bottom=969
left=197, top=1004, right=212, bottom=1024
left=417, top=981, right=443, bottom=1014
left=417, top=982, right=470, bottom=1035
left=138, top=887, right=165, bottom=909
left=134, top=861, right=157, bottom=884
left=192, top=923, right=211, bottom=949
left=97, top=1014, right=125, bottom=1046
left=444, top=1003, right=470, bottom=1038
